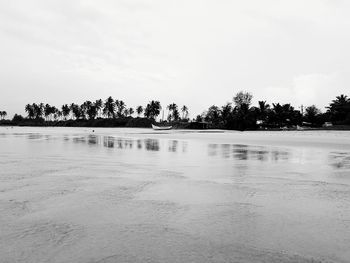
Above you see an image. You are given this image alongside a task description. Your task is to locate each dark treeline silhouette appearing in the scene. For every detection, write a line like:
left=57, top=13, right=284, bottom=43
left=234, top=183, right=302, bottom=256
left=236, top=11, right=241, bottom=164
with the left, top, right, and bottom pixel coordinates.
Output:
left=196, top=92, right=350, bottom=130
left=0, top=111, right=7, bottom=120
left=1, top=92, right=350, bottom=130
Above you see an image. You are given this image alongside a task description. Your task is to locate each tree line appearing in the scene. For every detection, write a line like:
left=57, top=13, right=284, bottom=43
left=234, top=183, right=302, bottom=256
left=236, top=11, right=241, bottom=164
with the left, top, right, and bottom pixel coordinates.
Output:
left=18, top=96, right=189, bottom=123
left=2, top=92, right=350, bottom=130
left=197, top=92, right=350, bottom=130
left=0, top=111, right=7, bottom=120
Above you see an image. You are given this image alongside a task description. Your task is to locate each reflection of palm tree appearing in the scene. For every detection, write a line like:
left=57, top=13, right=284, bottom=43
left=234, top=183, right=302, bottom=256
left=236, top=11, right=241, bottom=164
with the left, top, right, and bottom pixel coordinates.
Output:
left=144, top=139, right=160, bottom=151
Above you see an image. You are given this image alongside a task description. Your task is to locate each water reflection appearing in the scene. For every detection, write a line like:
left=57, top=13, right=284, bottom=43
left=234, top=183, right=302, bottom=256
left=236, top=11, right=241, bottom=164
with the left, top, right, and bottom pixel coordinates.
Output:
left=168, top=140, right=178, bottom=152
left=329, top=152, right=350, bottom=169
left=103, top=136, right=114, bottom=148
left=68, top=134, right=293, bottom=161
left=209, top=143, right=290, bottom=162
left=144, top=139, right=159, bottom=151
left=68, top=135, right=187, bottom=153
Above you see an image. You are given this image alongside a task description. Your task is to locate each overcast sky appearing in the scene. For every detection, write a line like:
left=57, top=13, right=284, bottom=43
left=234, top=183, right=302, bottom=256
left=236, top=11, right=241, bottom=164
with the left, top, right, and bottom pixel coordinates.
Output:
left=1, top=0, right=350, bottom=117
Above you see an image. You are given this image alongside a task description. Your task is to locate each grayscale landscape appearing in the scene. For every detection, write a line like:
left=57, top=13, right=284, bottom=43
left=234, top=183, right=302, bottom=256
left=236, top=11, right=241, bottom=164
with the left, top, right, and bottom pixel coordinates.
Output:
left=1, top=127, right=349, bottom=263
left=1, top=1, right=350, bottom=263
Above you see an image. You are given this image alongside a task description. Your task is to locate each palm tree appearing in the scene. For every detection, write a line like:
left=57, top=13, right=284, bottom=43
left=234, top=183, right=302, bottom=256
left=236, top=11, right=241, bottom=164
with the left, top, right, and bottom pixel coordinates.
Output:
left=32, top=103, right=44, bottom=119
left=84, top=101, right=97, bottom=120
left=128, top=107, right=134, bottom=116
left=0, top=111, right=6, bottom=120
left=103, top=96, right=115, bottom=118
left=69, top=103, right=76, bottom=119
left=221, top=103, right=232, bottom=125
left=56, top=110, right=63, bottom=121
left=25, top=104, right=35, bottom=119
left=70, top=103, right=82, bottom=120
left=44, top=104, right=52, bottom=121
left=144, top=100, right=161, bottom=120
left=115, top=100, right=126, bottom=117
left=233, top=91, right=253, bottom=109
left=258, top=101, right=270, bottom=122
left=167, top=103, right=178, bottom=121
left=205, top=105, right=221, bottom=125
left=181, top=105, right=189, bottom=120
left=136, top=106, right=143, bottom=117
left=61, top=104, right=70, bottom=120
left=95, top=99, right=103, bottom=118
left=327, top=94, right=350, bottom=122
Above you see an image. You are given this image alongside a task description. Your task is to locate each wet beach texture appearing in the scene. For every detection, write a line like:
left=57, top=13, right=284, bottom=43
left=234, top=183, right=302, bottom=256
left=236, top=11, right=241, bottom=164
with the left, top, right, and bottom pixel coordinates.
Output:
left=0, top=127, right=350, bottom=263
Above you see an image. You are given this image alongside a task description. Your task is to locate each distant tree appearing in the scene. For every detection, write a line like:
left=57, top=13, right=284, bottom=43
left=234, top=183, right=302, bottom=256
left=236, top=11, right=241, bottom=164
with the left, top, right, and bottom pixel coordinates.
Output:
left=25, top=104, right=35, bottom=119
left=115, top=100, right=126, bottom=117
left=44, top=104, right=52, bottom=121
left=144, top=100, right=161, bottom=120
left=195, top=115, right=203, bottom=122
left=103, top=96, right=115, bottom=118
left=233, top=91, right=253, bottom=109
left=83, top=101, right=97, bottom=120
left=327, top=94, right=350, bottom=123
left=167, top=103, right=178, bottom=121
left=80, top=102, right=88, bottom=119
left=221, top=103, right=233, bottom=126
left=56, top=109, right=62, bottom=121
left=12, top=114, right=24, bottom=122
left=127, top=107, right=134, bottom=116
left=51, top=107, right=60, bottom=121
left=172, top=108, right=180, bottom=121
left=61, top=104, right=70, bottom=120
left=304, top=105, right=321, bottom=124
left=95, top=99, right=103, bottom=118
left=181, top=105, right=189, bottom=120
left=136, top=106, right=143, bottom=117
left=70, top=103, right=82, bottom=120
left=33, top=103, right=44, bottom=119
left=258, top=101, right=270, bottom=122
left=0, top=111, right=7, bottom=120
left=268, top=103, right=301, bottom=127
left=205, top=105, right=221, bottom=125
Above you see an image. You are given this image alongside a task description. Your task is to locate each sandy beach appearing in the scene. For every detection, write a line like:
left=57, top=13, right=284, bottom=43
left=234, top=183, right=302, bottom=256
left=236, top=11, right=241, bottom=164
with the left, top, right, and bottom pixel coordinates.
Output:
left=1, top=127, right=350, bottom=263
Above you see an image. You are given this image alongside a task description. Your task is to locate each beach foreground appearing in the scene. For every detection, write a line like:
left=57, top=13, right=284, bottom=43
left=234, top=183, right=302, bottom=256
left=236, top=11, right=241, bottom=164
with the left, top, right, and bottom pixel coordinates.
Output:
left=0, top=127, right=350, bottom=263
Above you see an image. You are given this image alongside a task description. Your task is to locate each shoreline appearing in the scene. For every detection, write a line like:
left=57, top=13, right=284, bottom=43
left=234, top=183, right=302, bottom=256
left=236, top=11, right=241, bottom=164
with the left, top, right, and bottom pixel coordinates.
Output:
left=1, top=123, right=350, bottom=131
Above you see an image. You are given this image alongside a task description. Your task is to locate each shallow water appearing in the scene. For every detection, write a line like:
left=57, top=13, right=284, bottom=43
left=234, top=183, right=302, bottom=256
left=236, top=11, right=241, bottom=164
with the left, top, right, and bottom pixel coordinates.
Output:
left=0, top=127, right=350, bottom=263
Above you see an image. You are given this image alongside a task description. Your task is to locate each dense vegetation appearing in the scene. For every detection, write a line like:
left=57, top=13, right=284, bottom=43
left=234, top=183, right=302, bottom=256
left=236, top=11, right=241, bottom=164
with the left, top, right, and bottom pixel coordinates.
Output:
left=1, top=93, right=350, bottom=130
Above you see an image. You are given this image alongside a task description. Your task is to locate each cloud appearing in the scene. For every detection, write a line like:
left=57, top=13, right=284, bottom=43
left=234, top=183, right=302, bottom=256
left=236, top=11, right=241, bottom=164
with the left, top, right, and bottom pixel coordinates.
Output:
left=264, top=71, right=350, bottom=111
left=1, top=0, right=350, bottom=117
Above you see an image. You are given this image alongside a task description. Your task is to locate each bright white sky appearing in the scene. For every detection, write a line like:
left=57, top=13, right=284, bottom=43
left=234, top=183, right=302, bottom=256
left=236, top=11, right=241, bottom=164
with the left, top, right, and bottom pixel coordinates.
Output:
left=1, top=0, right=350, bottom=118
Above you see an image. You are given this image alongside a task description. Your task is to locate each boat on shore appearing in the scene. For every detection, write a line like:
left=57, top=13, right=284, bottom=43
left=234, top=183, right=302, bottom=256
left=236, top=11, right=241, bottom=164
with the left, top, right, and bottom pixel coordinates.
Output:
left=152, top=124, right=172, bottom=130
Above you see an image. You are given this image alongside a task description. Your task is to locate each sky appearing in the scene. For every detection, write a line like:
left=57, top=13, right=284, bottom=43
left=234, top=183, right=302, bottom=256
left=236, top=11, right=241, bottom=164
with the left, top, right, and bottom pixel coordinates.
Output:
left=1, top=0, right=350, bottom=118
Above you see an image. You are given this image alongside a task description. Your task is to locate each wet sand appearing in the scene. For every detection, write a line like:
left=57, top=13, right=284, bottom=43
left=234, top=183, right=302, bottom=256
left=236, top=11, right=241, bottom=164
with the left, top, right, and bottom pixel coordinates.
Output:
left=0, top=127, right=350, bottom=263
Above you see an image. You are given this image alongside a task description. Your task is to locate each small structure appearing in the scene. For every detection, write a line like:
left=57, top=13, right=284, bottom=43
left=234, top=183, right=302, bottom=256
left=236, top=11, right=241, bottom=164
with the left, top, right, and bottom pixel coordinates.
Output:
left=323, top=122, right=333, bottom=127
